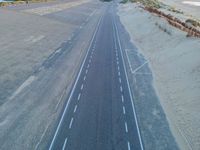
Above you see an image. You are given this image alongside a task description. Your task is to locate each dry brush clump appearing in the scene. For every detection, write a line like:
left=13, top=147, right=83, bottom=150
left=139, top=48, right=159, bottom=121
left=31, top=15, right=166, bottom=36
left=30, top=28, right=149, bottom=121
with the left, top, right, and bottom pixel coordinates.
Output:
left=144, top=7, right=200, bottom=38
left=131, top=0, right=161, bottom=8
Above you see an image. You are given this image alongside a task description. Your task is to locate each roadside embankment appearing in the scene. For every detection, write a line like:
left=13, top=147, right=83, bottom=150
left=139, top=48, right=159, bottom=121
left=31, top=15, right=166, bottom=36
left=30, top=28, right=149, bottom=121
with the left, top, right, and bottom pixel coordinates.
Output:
left=118, top=3, right=200, bottom=150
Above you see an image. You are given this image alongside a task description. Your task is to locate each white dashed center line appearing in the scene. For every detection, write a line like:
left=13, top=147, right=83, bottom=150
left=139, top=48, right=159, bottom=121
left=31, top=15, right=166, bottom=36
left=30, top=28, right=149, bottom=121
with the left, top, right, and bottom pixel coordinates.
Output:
left=78, top=93, right=81, bottom=101
left=62, top=138, right=68, bottom=150
left=121, top=95, right=124, bottom=103
left=120, top=86, right=123, bottom=92
left=125, top=122, right=128, bottom=133
left=87, top=64, right=90, bottom=69
left=127, top=141, right=131, bottom=150
left=84, top=75, right=86, bottom=81
left=81, top=84, right=84, bottom=90
left=73, top=105, right=78, bottom=113
left=117, top=66, right=120, bottom=71
left=119, top=77, right=121, bottom=83
left=123, top=106, right=126, bottom=115
left=118, top=71, right=120, bottom=76
left=69, top=117, right=74, bottom=129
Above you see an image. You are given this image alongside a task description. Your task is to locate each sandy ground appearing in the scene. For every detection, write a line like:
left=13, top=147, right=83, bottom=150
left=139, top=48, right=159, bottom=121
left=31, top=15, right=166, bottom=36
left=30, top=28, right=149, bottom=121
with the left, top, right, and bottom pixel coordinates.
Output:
left=118, top=3, right=200, bottom=150
left=160, top=0, right=200, bottom=19
left=0, top=9, right=73, bottom=104
left=0, top=1, right=105, bottom=149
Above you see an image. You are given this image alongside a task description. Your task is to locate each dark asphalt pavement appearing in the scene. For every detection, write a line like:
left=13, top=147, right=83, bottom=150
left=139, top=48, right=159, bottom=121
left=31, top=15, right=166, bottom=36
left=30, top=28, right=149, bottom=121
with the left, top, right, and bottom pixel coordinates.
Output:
left=48, top=3, right=143, bottom=150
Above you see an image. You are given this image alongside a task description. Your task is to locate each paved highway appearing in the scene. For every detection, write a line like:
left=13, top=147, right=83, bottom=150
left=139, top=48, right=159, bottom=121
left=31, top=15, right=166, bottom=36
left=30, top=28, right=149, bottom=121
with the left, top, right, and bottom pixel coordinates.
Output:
left=49, top=3, right=143, bottom=150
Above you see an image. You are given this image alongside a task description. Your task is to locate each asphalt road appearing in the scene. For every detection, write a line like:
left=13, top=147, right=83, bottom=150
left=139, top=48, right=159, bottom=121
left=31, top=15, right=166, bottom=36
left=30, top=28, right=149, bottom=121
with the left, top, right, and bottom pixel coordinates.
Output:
left=48, top=3, right=143, bottom=150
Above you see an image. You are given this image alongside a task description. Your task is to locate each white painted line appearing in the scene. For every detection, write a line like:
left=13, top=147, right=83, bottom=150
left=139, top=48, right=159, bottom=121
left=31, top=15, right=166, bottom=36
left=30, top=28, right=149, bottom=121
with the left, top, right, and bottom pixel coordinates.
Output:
left=127, top=141, right=131, bottom=150
left=121, top=95, right=124, bottom=103
left=83, top=75, right=86, bottom=81
left=125, top=122, right=128, bottom=133
left=123, top=106, right=126, bottom=115
left=120, top=86, right=123, bottom=92
left=116, top=56, right=119, bottom=61
left=49, top=13, right=104, bottom=150
left=87, top=64, right=90, bottom=69
left=86, top=69, right=88, bottom=74
left=132, top=61, right=148, bottom=74
left=134, top=72, right=152, bottom=75
left=62, top=138, right=68, bottom=150
left=117, top=61, right=119, bottom=65
left=118, top=71, right=121, bottom=76
left=73, top=105, right=77, bottom=113
left=69, top=117, right=74, bottom=129
left=113, top=17, right=144, bottom=150
left=34, top=122, right=51, bottom=150
left=81, top=84, right=84, bottom=90
left=117, top=66, right=120, bottom=71
left=119, top=77, right=121, bottom=83
left=89, top=59, right=91, bottom=63
left=78, top=93, right=81, bottom=101
left=125, top=49, right=134, bottom=73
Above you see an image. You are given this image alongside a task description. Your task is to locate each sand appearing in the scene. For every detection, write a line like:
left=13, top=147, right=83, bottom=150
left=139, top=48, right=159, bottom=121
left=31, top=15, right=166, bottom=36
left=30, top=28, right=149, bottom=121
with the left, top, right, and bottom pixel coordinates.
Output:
left=160, top=0, right=200, bottom=19
left=118, top=3, right=200, bottom=150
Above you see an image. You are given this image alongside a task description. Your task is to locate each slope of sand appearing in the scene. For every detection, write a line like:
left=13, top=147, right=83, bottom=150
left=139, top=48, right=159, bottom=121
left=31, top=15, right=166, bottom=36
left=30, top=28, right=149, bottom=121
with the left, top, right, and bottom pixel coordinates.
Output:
left=160, top=0, right=200, bottom=19
left=118, top=3, right=200, bottom=150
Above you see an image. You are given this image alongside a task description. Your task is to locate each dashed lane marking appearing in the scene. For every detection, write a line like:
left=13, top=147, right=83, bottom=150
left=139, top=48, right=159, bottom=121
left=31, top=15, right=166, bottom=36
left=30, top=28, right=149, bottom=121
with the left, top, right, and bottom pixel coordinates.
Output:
left=81, top=84, right=84, bottom=90
left=87, top=64, right=90, bottom=69
left=69, top=118, right=74, bottom=129
left=127, top=141, right=131, bottom=150
left=78, top=93, right=81, bottom=101
left=121, top=95, right=124, bottom=103
left=125, top=122, right=128, bottom=133
left=119, top=77, right=121, bottom=83
left=123, top=106, right=126, bottom=115
left=62, top=138, right=68, bottom=150
left=73, top=105, right=78, bottom=113
left=120, top=86, right=123, bottom=92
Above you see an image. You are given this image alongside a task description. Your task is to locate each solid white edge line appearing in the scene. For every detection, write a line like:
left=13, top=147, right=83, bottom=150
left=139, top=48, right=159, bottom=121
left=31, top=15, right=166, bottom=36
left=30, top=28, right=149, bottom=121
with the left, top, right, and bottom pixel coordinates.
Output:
left=48, top=13, right=104, bottom=150
left=62, top=138, right=68, bottom=150
left=113, top=13, right=144, bottom=150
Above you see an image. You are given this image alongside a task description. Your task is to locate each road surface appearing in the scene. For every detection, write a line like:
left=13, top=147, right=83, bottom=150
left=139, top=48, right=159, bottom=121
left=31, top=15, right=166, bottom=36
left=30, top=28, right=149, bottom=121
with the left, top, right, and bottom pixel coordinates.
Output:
left=48, top=3, right=143, bottom=150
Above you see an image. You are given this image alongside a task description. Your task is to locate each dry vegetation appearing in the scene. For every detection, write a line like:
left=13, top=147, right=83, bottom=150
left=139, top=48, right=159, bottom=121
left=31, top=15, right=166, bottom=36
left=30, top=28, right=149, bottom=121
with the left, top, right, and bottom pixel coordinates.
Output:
left=121, top=0, right=200, bottom=38
left=0, top=0, right=52, bottom=7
